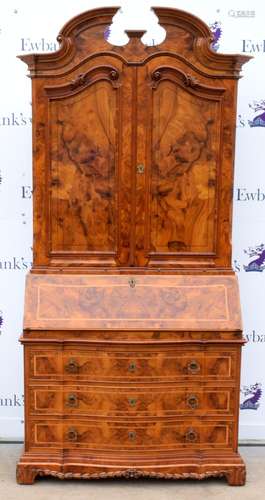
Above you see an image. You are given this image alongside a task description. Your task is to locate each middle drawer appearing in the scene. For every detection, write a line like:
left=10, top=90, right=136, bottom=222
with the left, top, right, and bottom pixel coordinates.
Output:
left=29, top=384, right=236, bottom=417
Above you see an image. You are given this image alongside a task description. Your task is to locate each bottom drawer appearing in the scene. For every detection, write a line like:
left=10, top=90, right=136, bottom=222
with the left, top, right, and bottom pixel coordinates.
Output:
left=29, top=419, right=234, bottom=450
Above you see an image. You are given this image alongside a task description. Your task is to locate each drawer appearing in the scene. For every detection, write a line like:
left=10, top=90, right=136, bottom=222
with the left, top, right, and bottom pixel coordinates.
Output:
left=28, top=347, right=238, bottom=382
left=29, top=419, right=234, bottom=450
left=29, top=385, right=235, bottom=417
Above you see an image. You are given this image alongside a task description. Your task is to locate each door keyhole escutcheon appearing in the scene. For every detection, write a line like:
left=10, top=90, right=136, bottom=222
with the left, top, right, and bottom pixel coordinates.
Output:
left=136, top=164, right=145, bottom=174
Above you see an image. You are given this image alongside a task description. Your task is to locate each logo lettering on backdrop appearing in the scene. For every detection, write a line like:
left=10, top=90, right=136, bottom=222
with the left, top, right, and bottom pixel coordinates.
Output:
left=242, top=40, right=265, bottom=53
left=245, top=330, right=265, bottom=343
left=21, top=38, right=58, bottom=52
left=209, top=21, right=222, bottom=52
left=0, top=257, right=32, bottom=271
left=240, top=383, right=262, bottom=410
left=0, top=113, right=31, bottom=126
left=21, top=186, right=32, bottom=199
left=0, top=394, right=24, bottom=407
left=236, top=188, right=265, bottom=201
left=228, top=10, right=255, bottom=18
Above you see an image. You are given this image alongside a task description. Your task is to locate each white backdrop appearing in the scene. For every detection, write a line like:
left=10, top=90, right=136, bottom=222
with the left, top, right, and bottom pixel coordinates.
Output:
left=0, top=0, right=264, bottom=441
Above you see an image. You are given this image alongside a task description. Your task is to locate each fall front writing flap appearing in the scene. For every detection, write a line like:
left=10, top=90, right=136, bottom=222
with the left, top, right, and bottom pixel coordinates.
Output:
left=24, top=274, right=242, bottom=331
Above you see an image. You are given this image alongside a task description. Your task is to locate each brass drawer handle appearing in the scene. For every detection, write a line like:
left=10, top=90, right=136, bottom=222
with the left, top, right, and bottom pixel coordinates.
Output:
left=128, top=431, right=136, bottom=441
left=187, top=394, right=199, bottom=409
left=187, top=360, right=200, bottom=374
left=67, top=427, right=78, bottom=442
left=66, top=393, right=78, bottom=407
left=185, top=428, right=198, bottom=442
left=128, top=398, right=137, bottom=407
left=65, top=358, right=79, bottom=373
left=128, top=361, right=137, bottom=372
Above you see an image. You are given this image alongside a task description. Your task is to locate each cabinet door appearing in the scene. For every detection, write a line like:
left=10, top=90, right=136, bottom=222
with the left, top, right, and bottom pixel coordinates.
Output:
left=134, top=63, right=226, bottom=268
left=45, top=63, right=132, bottom=267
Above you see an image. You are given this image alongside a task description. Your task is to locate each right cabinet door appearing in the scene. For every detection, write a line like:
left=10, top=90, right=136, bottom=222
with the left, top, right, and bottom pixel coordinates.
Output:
left=134, top=61, right=227, bottom=269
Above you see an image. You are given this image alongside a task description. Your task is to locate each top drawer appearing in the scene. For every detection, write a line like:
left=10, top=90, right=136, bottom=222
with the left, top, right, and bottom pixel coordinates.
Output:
left=28, top=346, right=238, bottom=382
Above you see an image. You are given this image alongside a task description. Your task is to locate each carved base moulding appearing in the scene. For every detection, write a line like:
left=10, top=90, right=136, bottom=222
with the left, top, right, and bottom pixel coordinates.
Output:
left=16, top=452, right=246, bottom=486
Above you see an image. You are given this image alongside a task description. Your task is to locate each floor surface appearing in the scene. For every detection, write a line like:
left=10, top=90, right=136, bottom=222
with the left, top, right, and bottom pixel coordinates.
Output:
left=0, top=445, right=264, bottom=500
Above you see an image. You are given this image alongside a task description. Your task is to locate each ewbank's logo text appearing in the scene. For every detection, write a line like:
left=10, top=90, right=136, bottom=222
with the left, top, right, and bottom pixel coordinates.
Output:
left=0, top=113, right=31, bottom=126
left=0, top=257, right=32, bottom=271
left=245, top=330, right=265, bottom=343
left=21, top=38, right=58, bottom=52
left=22, top=186, right=32, bottom=199
left=242, top=40, right=265, bottom=53
left=0, top=394, right=24, bottom=407
left=236, top=188, right=265, bottom=201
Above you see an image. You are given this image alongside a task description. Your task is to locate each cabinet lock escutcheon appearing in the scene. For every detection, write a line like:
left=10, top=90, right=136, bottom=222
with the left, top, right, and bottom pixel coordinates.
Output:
left=128, top=277, right=136, bottom=288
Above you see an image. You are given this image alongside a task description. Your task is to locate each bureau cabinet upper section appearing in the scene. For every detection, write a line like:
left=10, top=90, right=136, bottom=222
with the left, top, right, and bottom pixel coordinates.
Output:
left=19, top=7, right=250, bottom=271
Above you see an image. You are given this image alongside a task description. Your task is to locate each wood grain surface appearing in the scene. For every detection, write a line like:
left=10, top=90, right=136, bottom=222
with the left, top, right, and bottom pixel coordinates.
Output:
left=23, top=273, right=242, bottom=331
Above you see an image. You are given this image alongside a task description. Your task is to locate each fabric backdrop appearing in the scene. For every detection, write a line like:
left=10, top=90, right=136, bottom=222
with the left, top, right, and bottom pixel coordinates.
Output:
left=0, top=0, right=264, bottom=441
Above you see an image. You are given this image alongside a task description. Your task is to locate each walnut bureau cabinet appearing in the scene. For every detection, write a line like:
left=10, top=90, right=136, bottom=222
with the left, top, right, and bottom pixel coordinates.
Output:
left=17, top=7, right=250, bottom=485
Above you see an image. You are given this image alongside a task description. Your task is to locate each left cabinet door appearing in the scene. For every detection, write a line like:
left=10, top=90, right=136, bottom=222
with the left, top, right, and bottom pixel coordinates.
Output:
left=35, top=63, right=132, bottom=269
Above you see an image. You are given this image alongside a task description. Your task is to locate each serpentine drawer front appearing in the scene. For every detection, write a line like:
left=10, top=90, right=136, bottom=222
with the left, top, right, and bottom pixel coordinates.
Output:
left=28, top=419, right=234, bottom=450
left=29, top=347, right=237, bottom=382
left=17, top=4, right=248, bottom=486
left=29, top=385, right=236, bottom=417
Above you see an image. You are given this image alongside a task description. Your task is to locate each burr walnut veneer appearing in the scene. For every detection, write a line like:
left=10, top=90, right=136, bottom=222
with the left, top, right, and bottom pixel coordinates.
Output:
left=17, top=6, right=250, bottom=485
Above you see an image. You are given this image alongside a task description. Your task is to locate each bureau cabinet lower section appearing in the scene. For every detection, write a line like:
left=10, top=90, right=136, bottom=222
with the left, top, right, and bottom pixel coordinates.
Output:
left=17, top=340, right=246, bottom=485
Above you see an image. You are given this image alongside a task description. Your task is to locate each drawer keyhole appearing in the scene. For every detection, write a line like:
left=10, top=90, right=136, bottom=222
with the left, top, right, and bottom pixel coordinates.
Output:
left=128, top=362, right=137, bottom=372
left=128, top=398, right=137, bottom=407
left=128, top=431, right=136, bottom=441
